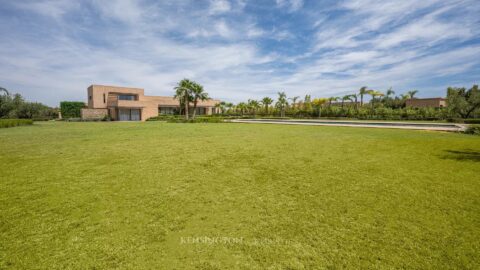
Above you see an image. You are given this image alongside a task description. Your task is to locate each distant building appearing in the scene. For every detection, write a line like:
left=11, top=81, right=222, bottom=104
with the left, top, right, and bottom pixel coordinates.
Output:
left=406, top=98, right=447, bottom=108
left=81, top=85, right=220, bottom=121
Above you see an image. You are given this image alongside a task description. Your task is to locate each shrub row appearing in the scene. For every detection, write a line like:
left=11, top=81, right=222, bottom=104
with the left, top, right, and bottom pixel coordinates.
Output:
left=147, top=115, right=224, bottom=123
left=464, top=125, right=480, bottom=135
left=0, top=119, right=33, bottom=128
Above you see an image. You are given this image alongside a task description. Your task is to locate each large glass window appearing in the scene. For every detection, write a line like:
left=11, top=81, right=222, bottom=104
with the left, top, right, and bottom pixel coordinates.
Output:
left=118, top=109, right=141, bottom=121
left=118, top=95, right=136, bottom=101
left=159, top=107, right=176, bottom=115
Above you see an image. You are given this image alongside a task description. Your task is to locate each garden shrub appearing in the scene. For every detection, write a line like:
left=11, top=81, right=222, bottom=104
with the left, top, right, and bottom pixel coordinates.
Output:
left=464, top=125, right=480, bottom=135
left=0, top=119, right=33, bottom=128
left=60, top=101, right=85, bottom=119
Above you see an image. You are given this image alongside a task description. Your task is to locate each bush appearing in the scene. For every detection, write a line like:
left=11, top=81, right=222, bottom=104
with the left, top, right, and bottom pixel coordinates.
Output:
left=147, top=115, right=224, bottom=123
left=464, top=125, right=480, bottom=135
left=60, top=101, right=85, bottom=119
left=0, top=119, right=33, bottom=128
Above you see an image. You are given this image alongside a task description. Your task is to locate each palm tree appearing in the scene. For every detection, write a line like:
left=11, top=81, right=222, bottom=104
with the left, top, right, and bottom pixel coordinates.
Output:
left=328, top=96, right=339, bottom=107
left=400, top=94, right=410, bottom=100
left=341, top=95, right=353, bottom=109
left=248, top=99, right=260, bottom=116
left=312, top=98, right=328, bottom=117
left=191, top=82, right=209, bottom=119
left=407, top=90, right=418, bottom=99
left=276, top=91, right=288, bottom=117
left=359, top=86, right=368, bottom=106
left=0, top=87, right=9, bottom=96
left=174, top=79, right=194, bottom=120
left=261, top=97, right=273, bottom=114
left=289, top=96, right=300, bottom=109
left=225, top=102, right=234, bottom=113
left=214, top=102, right=223, bottom=115
left=386, top=87, right=395, bottom=98
left=351, top=94, right=359, bottom=110
left=368, top=90, right=384, bottom=108
left=237, top=102, right=248, bottom=116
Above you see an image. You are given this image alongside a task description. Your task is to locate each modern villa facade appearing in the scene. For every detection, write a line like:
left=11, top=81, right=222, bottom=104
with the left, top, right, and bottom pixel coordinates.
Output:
left=81, top=85, right=220, bottom=121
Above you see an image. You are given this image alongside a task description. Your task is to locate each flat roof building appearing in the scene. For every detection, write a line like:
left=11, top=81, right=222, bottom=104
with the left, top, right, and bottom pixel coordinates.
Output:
left=405, top=98, right=447, bottom=108
left=81, top=85, right=220, bottom=121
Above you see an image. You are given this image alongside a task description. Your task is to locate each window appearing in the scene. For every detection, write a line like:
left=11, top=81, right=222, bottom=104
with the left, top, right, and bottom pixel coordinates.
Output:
left=118, top=95, right=136, bottom=101
left=89, top=95, right=92, bottom=100
left=103, top=93, right=106, bottom=103
left=159, top=107, right=175, bottom=115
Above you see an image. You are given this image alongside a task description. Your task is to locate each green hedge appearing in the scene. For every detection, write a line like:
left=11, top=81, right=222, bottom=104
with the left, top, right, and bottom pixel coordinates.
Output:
left=60, top=101, right=85, bottom=118
left=147, top=115, right=224, bottom=123
left=464, top=125, right=480, bottom=135
left=0, top=119, right=33, bottom=128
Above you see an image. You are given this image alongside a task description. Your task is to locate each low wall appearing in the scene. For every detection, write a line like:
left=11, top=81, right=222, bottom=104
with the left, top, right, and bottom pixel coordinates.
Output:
left=81, top=108, right=108, bottom=120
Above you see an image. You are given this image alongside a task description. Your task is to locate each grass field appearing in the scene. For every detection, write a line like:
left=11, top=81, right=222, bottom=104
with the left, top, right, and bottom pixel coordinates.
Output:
left=1, top=122, right=479, bottom=269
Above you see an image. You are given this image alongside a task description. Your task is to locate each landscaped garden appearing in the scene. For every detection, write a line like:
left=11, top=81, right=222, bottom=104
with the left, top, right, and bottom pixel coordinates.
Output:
left=1, top=121, right=479, bottom=269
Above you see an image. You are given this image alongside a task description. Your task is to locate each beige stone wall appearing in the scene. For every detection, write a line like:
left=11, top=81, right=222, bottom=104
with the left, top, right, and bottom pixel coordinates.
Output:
left=406, top=98, right=447, bottom=108
left=81, top=108, right=108, bottom=120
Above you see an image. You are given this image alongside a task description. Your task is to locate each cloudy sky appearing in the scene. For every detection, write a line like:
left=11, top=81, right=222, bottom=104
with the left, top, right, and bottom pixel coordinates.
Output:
left=1, top=0, right=479, bottom=106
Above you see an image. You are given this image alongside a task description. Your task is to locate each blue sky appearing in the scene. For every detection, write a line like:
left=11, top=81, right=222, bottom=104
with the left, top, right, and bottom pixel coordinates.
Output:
left=0, top=0, right=479, bottom=106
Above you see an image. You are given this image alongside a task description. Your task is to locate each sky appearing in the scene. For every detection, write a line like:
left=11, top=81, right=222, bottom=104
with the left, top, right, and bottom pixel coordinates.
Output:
left=0, top=0, right=479, bottom=106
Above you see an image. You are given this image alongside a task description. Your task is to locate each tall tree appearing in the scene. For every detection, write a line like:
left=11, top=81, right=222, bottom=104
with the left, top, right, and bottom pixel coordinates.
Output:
left=407, top=90, right=418, bottom=99
left=0, top=87, right=9, bottom=96
left=303, top=95, right=312, bottom=112
left=359, top=86, right=368, bottom=106
left=447, top=85, right=480, bottom=118
left=276, top=92, right=288, bottom=117
left=261, top=97, right=273, bottom=114
left=386, top=87, right=395, bottom=99
left=191, top=82, right=209, bottom=119
left=248, top=99, right=260, bottom=116
left=174, top=79, right=194, bottom=120
left=328, top=96, right=339, bottom=107
left=368, top=90, right=384, bottom=108
left=341, top=95, right=353, bottom=109
left=289, top=96, right=300, bottom=109
left=312, top=98, right=328, bottom=117
left=237, top=102, right=248, bottom=116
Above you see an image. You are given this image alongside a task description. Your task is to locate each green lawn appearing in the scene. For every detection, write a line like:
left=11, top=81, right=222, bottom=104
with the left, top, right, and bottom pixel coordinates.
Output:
left=1, top=122, right=479, bottom=269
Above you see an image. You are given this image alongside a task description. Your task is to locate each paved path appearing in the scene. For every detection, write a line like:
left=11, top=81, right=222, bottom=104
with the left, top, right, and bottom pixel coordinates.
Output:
left=230, top=119, right=466, bottom=132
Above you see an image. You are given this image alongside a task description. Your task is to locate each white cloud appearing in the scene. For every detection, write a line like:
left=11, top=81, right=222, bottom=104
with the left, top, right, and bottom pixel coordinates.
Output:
left=209, top=0, right=231, bottom=15
left=276, top=0, right=304, bottom=12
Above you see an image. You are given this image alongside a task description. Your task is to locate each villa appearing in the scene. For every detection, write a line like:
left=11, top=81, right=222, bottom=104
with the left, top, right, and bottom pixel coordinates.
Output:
left=81, top=85, right=220, bottom=121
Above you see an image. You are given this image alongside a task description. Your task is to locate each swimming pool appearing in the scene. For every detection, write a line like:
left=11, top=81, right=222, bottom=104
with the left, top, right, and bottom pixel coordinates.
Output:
left=231, top=119, right=464, bottom=131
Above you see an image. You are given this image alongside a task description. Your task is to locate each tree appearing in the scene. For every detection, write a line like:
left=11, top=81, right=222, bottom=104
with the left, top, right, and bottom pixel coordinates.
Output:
left=341, top=95, right=353, bottom=109
left=248, top=99, right=260, bottom=116
left=261, top=97, right=273, bottom=114
left=312, top=98, right=328, bottom=117
left=407, top=90, right=418, bottom=99
left=328, top=96, right=339, bottom=107
left=276, top=92, right=288, bottom=117
left=225, top=102, right=234, bottom=113
left=359, top=86, right=368, bottom=106
left=237, top=102, right=248, bottom=116
left=60, top=101, right=85, bottom=118
left=0, top=87, right=9, bottom=96
left=368, top=90, right=384, bottom=108
left=303, top=95, right=313, bottom=112
left=174, top=79, right=194, bottom=120
left=386, top=87, right=395, bottom=98
left=289, top=96, right=300, bottom=110
left=190, top=81, right=209, bottom=119
left=214, top=102, right=223, bottom=114
left=447, top=85, right=480, bottom=118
